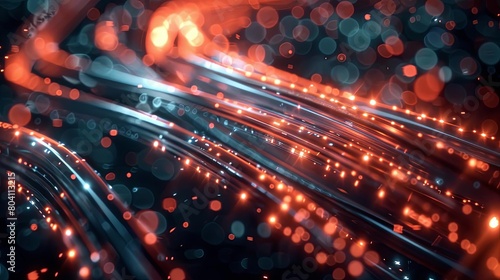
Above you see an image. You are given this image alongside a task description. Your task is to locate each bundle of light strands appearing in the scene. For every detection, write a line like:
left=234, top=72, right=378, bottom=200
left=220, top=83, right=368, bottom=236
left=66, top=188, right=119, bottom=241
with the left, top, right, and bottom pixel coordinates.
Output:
left=1, top=0, right=500, bottom=279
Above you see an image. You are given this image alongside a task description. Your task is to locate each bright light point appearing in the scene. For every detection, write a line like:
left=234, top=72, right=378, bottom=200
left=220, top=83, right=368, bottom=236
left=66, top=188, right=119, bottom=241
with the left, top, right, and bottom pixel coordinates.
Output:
left=348, top=95, right=355, bottom=101
left=240, top=193, right=247, bottom=200
left=15, top=131, right=20, bottom=136
left=395, top=260, right=400, bottom=265
left=369, top=99, right=376, bottom=106
left=68, top=249, right=76, bottom=258
left=65, top=229, right=72, bottom=236
left=151, top=26, right=168, bottom=47
left=90, top=252, right=100, bottom=262
left=269, top=216, right=276, bottom=223
left=153, top=141, right=159, bottom=148
left=84, top=183, right=90, bottom=190
left=378, top=190, right=385, bottom=198
left=489, top=217, right=499, bottom=229
left=363, top=155, right=369, bottom=161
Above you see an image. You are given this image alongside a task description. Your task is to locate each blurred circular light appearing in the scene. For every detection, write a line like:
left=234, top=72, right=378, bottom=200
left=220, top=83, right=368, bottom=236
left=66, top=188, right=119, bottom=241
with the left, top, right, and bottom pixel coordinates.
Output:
left=415, top=48, right=437, bottom=70
left=478, top=42, right=500, bottom=65
left=490, top=217, right=499, bottom=229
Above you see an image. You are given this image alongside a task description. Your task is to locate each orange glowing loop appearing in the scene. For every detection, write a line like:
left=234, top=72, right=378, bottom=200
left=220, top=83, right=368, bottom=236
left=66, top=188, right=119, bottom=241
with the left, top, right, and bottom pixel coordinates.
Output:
left=146, top=3, right=209, bottom=60
left=145, top=1, right=297, bottom=63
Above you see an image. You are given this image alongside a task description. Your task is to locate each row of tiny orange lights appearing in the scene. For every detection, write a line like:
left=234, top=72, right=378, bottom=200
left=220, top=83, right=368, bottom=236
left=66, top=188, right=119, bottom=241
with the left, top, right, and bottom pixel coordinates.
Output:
left=186, top=93, right=491, bottom=217
left=239, top=104, right=465, bottom=199
left=150, top=131, right=365, bottom=252
left=269, top=181, right=377, bottom=275
left=191, top=77, right=495, bottom=218
left=10, top=130, right=117, bottom=279
left=195, top=108, right=500, bottom=263
left=13, top=120, right=491, bottom=248
left=202, top=51, right=498, bottom=141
